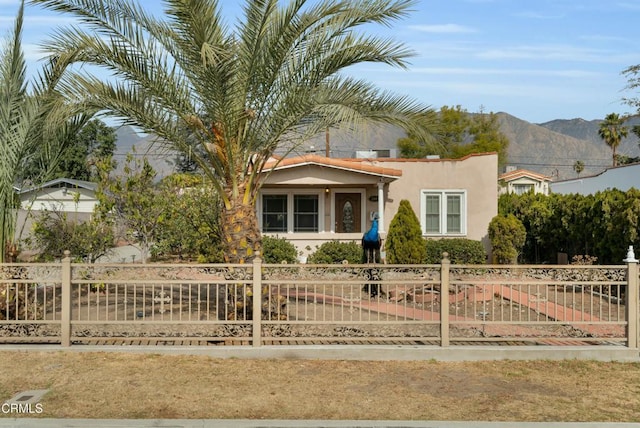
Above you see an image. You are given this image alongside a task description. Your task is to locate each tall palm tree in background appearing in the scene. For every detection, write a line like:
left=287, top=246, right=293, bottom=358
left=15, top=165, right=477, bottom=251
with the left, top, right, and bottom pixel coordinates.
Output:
left=598, top=113, right=628, bottom=167
left=0, top=0, right=92, bottom=262
left=30, top=0, right=441, bottom=263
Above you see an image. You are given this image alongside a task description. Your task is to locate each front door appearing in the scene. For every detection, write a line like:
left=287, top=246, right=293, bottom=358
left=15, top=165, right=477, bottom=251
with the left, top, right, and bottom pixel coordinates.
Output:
left=335, top=193, right=361, bottom=233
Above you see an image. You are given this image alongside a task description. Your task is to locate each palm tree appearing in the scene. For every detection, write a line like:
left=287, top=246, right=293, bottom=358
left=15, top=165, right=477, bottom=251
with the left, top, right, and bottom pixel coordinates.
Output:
left=573, top=160, right=584, bottom=177
left=0, top=0, right=93, bottom=262
left=598, top=113, right=628, bottom=167
left=31, top=0, right=441, bottom=263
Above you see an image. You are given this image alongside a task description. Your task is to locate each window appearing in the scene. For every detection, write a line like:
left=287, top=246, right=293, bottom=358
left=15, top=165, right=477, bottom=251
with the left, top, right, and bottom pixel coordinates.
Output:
left=420, top=190, right=466, bottom=235
left=262, top=194, right=287, bottom=232
left=424, top=194, right=440, bottom=233
left=294, top=195, right=318, bottom=232
left=513, top=184, right=534, bottom=195
left=260, top=191, right=322, bottom=233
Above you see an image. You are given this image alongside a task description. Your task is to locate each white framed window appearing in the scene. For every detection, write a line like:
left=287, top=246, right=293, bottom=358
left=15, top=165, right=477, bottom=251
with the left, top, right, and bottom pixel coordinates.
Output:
left=420, top=190, right=466, bottom=236
left=259, top=190, right=323, bottom=233
left=513, top=183, right=534, bottom=195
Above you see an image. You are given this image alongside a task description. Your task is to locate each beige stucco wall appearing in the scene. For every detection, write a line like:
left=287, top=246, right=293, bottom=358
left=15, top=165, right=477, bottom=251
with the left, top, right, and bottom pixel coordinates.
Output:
left=378, top=154, right=498, bottom=239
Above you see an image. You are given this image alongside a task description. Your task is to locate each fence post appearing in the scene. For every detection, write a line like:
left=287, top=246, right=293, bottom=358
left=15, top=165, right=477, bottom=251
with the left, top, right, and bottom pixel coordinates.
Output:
left=624, top=246, right=639, bottom=349
left=252, top=254, right=262, bottom=347
left=440, top=252, right=450, bottom=347
left=61, top=250, right=71, bottom=347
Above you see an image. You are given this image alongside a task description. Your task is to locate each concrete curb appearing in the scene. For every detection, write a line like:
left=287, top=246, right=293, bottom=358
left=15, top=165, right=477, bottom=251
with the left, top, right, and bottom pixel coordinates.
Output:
left=0, top=419, right=638, bottom=427
left=1, top=344, right=639, bottom=362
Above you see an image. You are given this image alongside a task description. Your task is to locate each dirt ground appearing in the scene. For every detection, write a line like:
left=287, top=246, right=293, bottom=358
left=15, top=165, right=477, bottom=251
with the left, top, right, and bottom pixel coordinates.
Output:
left=0, top=351, right=639, bottom=422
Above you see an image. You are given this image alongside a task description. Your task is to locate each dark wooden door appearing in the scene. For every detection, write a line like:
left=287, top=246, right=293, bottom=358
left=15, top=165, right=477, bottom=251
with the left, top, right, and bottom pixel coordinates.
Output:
left=335, top=193, right=361, bottom=233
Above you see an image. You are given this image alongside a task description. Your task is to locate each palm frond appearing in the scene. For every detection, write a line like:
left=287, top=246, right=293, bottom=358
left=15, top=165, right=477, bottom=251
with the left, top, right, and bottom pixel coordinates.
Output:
left=31, top=0, right=439, bottom=207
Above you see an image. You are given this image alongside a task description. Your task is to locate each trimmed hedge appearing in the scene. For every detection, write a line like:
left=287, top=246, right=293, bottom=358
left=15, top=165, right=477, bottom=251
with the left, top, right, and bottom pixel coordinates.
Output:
left=307, top=241, right=362, bottom=264
left=261, top=236, right=298, bottom=264
left=424, top=238, right=487, bottom=264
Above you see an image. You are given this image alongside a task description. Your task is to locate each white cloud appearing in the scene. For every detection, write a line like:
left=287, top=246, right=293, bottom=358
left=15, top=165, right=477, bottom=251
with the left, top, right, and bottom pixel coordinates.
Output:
left=408, top=24, right=477, bottom=34
left=616, top=2, right=640, bottom=11
left=0, top=15, right=77, bottom=25
left=474, top=44, right=636, bottom=63
left=513, top=11, right=563, bottom=19
left=406, top=67, right=604, bottom=79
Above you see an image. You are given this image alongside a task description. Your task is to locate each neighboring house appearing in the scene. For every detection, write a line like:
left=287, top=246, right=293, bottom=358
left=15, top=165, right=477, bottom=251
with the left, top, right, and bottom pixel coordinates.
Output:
left=550, top=162, right=640, bottom=195
left=498, top=168, right=552, bottom=196
left=260, top=152, right=498, bottom=261
left=18, top=178, right=98, bottom=213
left=15, top=178, right=98, bottom=242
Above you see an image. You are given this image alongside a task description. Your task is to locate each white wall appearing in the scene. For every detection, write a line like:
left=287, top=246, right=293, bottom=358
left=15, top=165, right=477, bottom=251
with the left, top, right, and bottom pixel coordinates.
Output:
left=551, top=164, right=640, bottom=195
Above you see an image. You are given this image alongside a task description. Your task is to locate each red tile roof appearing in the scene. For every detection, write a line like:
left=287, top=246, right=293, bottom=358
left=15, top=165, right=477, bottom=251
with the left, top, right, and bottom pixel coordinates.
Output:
left=499, top=168, right=552, bottom=182
left=263, top=154, right=402, bottom=177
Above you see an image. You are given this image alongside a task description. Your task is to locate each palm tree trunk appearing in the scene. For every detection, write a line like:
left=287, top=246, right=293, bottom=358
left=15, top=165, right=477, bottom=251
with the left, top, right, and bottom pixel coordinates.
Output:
left=219, top=189, right=262, bottom=264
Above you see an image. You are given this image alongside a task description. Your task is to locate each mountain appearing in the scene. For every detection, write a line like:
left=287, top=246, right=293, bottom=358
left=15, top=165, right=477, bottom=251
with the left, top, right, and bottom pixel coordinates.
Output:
left=497, top=113, right=640, bottom=180
left=113, top=125, right=178, bottom=179
left=111, top=115, right=640, bottom=181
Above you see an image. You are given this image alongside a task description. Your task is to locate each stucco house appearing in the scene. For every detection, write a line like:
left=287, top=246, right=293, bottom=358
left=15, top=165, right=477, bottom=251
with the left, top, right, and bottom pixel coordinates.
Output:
left=260, top=152, right=498, bottom=261
left=498, top=168, right=552, bottom=196
left=550, top=162, right=640, bottom=195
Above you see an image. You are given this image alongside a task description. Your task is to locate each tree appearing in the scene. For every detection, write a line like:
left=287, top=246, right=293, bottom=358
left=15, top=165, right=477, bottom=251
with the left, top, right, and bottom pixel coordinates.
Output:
left=152, top=173, right=225, bottom=263
left=452, top=111, right=510, bottom=169
left=398, top=105, right=463, bottom=158
left=598, top=113, right=628, bottom=167
left=25, top=208, right=114, bottom=263
left=622, top=65, right=640, bottom=112
left=32, top=0, right=439, bottom=263
left=95, top=152, right=163, bottom=263
left=398, top=106, right=509, bottom=168
left=0, top=0, right=93, bottom=262
left=21, top=119, right=116, bottom=182
left=573, top=160, right=584, bottom=177
left=385, top=200, right=426, bottom=264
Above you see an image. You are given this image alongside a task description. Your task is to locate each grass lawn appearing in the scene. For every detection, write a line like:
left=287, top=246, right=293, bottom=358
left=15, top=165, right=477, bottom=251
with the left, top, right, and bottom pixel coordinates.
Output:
left=0, top=351, right=639, bottom=421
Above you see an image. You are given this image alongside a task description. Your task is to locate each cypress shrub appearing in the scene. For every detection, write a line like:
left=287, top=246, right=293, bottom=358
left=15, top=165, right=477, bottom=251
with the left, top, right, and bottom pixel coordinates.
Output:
left=386, top=200, right=426, bottom=264
left=488, top=214, right=526, bottom=264
left=425, top=238, right=487, bottom=264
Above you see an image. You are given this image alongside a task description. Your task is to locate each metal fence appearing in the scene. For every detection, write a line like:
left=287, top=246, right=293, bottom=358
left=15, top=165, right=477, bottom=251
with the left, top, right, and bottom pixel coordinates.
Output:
left=0, top=251, right=638, bottom=348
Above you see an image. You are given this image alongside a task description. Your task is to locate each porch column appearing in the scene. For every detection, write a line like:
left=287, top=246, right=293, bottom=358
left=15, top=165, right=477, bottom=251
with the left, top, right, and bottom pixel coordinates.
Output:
left=377, top=182, right=385, bottom=233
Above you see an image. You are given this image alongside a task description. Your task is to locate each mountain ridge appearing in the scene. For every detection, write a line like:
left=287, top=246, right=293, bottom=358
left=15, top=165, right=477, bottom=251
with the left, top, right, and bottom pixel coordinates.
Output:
left=496, top=112, right=639, bottom=179
left=111, top=113, right=640, bottom=181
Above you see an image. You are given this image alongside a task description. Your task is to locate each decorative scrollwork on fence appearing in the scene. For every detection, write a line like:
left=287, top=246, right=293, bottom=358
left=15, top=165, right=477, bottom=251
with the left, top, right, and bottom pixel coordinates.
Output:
left=449, top=265, right=627, bottom=283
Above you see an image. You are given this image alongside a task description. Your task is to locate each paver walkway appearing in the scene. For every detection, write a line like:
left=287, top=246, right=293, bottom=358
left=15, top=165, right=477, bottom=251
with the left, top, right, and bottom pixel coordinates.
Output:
left=283, top=283, right=625, bottom=339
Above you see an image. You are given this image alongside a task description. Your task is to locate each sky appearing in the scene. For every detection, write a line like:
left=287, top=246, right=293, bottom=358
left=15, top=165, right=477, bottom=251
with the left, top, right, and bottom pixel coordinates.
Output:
left=2, top=0, right=640, bottom=124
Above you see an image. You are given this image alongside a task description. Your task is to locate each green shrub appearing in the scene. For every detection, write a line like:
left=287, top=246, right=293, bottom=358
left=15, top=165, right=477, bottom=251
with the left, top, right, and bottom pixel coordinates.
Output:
left=425, top=238, right=487, bottom=264
left=386, top=200, right=426, bottom=264
left=261, top=236, right=298, bottom=264
left=488, top=214, right=526, bottom=264
left=307, top=241, right=362, bottom=264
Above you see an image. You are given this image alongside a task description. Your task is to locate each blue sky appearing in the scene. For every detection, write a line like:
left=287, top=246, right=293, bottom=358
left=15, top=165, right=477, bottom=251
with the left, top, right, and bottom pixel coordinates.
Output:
left=2, top=0, right=640, bottom=124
